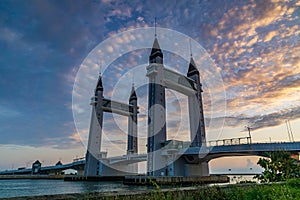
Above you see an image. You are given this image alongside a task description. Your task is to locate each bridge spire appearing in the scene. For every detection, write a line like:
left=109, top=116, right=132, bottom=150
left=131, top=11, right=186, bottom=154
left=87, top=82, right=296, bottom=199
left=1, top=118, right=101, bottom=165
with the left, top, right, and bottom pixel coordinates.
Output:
left=189, top=38, right=193, bottom=57
left=129, top=84, right=137, bottom=101
left=187, top=57, right=200, bottom=77
left=154, top=17, right=157, bottom=38
left=187, top=40, right=201, bottom=79
left=149, top=19, right=163, bottom=64
left=95, top=73, right=104, bottom=95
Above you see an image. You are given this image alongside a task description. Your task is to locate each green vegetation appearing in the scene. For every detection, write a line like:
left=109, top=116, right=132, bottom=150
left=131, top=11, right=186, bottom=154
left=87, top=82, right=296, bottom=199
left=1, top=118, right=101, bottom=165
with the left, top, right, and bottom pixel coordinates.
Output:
left=255, top=151, right=300, bottom=182
left=89, top=179, right=300, bottom=200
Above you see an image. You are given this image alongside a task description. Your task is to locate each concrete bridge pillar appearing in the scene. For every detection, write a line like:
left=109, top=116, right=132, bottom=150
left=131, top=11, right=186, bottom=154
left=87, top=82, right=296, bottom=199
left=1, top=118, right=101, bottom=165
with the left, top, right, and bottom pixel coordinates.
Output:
left=84, top=75, right=104, bottom=177
left=146, top=38, right=168, bottom=176
left=187, top=57, right=206, bottom=147
left=127, top=85, right=138, bottom=154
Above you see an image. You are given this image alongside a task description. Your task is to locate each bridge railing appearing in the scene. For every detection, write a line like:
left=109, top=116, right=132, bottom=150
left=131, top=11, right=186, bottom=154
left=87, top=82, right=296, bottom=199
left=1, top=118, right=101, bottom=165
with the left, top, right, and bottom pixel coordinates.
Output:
left=207, top=137, right=251, bottom=147
left=73, top=157, right=85, bottom=162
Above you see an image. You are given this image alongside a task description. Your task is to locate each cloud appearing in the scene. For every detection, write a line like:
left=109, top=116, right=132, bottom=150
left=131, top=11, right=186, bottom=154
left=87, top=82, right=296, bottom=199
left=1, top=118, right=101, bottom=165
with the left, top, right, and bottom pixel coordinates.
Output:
left=211, top=105, right=300, bottom=131
left=1, top=0, right=300, bottom=152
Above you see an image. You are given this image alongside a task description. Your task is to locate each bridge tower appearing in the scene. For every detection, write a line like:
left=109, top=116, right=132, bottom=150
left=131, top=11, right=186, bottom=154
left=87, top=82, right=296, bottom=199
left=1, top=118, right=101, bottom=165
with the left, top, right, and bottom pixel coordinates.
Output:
left=127, top=85, right=138, bottom=154
left=84, top=74, right=106, bottom=176
left=146, top=37, right=167, bottom=176
left=146, top=37, right=209, bottom=176
left=85, top=74, right=140, bottom=177
left=185, top=56, right=209, bottom=176
left=187, top=57, right=206, bottom=147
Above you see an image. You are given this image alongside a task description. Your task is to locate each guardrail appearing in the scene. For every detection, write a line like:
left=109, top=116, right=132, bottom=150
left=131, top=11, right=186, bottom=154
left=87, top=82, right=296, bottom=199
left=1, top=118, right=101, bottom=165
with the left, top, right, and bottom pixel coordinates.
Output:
left=208, top=137, right=252, bottom=147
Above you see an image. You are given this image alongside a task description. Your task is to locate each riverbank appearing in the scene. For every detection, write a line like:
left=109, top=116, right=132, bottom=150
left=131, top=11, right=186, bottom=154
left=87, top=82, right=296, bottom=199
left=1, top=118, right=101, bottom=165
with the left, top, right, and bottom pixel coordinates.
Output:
left=5, top=179, right=300, bottom=200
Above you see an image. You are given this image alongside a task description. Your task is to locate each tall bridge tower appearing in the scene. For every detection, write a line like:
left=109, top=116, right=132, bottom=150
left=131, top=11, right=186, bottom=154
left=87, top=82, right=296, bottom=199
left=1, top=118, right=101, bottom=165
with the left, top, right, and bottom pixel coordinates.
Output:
left=146, top=38, right=166, bottom=176
left=84, top=74, right=139, bottom=177
left=187, top=57, right=206, bottom=147
left=127, top=85, right=138, bottom=154
left=84, top=75, right=105, bottom=176
left=146, top=37, right=208, bottom=176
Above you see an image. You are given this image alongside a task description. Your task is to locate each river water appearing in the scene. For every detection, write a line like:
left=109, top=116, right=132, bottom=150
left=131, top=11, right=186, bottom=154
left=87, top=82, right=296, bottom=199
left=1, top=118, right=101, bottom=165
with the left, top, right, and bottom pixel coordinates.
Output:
left=0, top=175, right=256, bottom=198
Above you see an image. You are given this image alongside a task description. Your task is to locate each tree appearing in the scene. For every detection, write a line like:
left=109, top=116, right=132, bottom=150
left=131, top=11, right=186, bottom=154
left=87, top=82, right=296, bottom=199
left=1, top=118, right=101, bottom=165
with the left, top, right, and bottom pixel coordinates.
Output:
left=255, top=151, right=299, bottom=182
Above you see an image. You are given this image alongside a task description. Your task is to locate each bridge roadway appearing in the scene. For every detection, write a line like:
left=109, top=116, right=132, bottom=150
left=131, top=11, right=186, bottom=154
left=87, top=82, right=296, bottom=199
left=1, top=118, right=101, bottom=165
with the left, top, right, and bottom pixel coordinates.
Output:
left=0, top=160, right=85, bottom=175
left=1, top=141, right=299, bottom=175
left=104, top=142, right=300, bottom=165
left=107, top=141, right=300, bottom=165
left=182, top=141, right=300, bottom=163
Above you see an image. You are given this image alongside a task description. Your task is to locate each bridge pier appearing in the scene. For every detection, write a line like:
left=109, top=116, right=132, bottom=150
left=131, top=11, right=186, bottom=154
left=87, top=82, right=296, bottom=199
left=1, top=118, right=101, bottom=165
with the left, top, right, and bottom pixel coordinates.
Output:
left=184, top=162, right=209, bottom=176
left=98, top=161, right=138, bottom=176
left=77, top=169, right=84, bottom=176
left=161, top=155, right=209, bottom=177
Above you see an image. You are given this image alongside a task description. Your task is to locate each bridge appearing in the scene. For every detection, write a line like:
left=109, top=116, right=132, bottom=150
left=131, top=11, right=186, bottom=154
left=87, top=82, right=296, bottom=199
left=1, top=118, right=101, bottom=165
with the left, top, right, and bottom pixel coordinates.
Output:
left=185, top=141, right=300, bottom=162
left=1, top=36, right=299, bottom=178
left=1, top=140, right=299, bottom=176
left=0, top=159, right=85, bottom=175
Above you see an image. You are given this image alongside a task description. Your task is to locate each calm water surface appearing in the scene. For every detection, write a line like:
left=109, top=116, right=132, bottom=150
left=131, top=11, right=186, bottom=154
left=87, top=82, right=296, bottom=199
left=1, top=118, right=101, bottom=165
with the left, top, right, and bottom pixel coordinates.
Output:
left=0, top=179, right=149, bottom=198
left=0, top=175, right=256, bottom=198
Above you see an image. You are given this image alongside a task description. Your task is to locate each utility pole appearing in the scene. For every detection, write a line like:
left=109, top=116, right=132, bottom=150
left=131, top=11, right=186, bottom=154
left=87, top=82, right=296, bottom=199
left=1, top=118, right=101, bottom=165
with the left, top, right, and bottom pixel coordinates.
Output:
left=288, top=120, right=295, bottom=142
left=285, top=120, right=295, bottom=142
left=285, top=120, right=292, bottom=142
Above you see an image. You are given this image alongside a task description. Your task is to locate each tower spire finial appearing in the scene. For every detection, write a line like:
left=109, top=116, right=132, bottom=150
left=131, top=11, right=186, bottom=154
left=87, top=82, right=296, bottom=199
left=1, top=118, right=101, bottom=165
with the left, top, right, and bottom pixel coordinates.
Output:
left=132, top=75, right=135, bottom=87
left=189, top=38, right=193, bottom=57
left=154, top=17, right=157, bottom=37
left=97, top=61, right=102, bottom=75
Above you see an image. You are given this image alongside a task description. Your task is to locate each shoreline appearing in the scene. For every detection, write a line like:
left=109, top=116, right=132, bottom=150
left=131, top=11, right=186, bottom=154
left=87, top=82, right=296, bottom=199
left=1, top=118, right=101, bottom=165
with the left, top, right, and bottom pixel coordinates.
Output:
left=3, top=182, right=279, bottom=200
left=3, top=179, right=299, bottom=200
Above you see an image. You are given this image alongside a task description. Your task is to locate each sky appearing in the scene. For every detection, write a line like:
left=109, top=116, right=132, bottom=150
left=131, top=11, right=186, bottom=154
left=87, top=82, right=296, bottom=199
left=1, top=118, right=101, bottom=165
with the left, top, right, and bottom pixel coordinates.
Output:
left=0, top=0, right=300, bottom=173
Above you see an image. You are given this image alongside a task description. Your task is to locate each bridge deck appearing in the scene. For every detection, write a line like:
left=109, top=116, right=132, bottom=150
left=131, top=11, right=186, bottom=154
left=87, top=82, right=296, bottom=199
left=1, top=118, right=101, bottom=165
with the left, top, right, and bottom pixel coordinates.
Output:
left=1, top=142, right=299, bottom=175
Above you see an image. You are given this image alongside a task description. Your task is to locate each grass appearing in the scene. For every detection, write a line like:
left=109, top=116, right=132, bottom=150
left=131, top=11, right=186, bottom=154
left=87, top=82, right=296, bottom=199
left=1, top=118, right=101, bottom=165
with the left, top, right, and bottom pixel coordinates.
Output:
left=91, top=178, right=300, bottom=200
left=14, top=179, right=300, bottom=199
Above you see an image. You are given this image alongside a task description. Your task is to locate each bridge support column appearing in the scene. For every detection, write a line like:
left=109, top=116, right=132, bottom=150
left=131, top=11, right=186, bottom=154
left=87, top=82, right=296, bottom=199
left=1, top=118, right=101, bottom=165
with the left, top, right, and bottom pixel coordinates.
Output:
left=187, top=57, right=206, bottom=147
left=84, top=75, right=104, bottom=177
left=84, top=105, right=103, bottom=176
left=77, top=169, right=85, bottom=176
left=164, top=155, right=209, bottom=176
left=146, top=63, right=167, bottom=176
left=127, top=86, right=139, bottom=174
left=127, top=86, right=138, bottom=154
left=188, top=95, right=202, bottom=146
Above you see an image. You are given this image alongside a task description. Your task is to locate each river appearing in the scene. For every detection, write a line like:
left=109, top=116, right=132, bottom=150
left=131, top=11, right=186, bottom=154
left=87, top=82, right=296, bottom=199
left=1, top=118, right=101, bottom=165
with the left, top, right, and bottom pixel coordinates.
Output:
left=0, top=175, right=256, bottom=198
